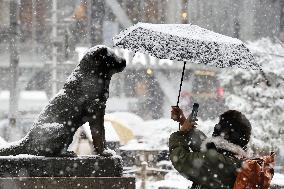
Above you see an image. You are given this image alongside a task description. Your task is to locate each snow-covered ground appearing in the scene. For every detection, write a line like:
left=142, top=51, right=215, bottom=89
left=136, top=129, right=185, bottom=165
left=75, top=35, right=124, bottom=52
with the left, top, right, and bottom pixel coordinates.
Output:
left=271, top=173, right=284, bottom=186
left=137, top=171, right=192, bottom=189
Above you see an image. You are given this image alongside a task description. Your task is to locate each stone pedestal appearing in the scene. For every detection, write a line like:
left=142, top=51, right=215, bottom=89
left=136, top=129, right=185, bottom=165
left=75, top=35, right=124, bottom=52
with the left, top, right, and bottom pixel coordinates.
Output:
left=0, top=177, right=135, bottom=189
left=0, top=155, right=122, bottom=177
left=0, top=155, right=135, bottom=188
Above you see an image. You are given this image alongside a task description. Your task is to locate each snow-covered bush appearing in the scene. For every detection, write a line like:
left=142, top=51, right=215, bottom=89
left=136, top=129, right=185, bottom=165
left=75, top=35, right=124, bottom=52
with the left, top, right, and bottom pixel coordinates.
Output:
left=218, top=38, right=284, bottom=152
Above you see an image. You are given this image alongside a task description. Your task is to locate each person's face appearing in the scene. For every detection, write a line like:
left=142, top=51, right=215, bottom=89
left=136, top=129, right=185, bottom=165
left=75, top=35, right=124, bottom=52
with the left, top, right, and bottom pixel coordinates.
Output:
left=212, top=123, right=230, bottom=140
left=212, top=124, right=221, bottom=137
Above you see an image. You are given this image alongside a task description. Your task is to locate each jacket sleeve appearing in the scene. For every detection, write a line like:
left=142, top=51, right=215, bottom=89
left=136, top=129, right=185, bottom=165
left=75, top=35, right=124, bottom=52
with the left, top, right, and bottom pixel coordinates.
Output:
left=169, top=131, right=241, bottom=189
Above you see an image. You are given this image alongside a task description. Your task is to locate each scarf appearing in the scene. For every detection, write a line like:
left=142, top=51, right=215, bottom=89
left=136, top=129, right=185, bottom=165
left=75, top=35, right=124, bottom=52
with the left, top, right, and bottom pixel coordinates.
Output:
left=200, top=136, right=251, bottom=159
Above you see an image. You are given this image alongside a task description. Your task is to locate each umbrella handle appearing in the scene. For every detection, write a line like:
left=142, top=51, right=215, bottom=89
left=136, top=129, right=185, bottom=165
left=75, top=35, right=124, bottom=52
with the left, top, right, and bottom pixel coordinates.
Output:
left=177, top=61, right=187, bottom=107
left=177, top=61, right=187, bottom=130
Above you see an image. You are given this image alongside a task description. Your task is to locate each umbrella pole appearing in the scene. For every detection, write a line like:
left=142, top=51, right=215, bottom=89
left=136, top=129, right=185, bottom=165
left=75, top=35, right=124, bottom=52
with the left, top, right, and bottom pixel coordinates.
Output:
left=177, top=61, right=187, bottom=106
left=177, top=61, right=187, bottom=130
left=260, top=68, right=271, bottom=86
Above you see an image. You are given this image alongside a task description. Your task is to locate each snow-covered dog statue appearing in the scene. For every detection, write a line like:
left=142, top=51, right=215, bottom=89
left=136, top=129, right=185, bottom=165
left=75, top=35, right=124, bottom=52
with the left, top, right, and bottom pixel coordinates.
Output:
left=0, top=46, right=126, bottom=157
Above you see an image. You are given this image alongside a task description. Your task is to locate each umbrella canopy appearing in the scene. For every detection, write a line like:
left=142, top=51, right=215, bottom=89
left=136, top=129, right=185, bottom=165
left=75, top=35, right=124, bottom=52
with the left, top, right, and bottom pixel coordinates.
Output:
left=113, top=22, right=259, bottom=70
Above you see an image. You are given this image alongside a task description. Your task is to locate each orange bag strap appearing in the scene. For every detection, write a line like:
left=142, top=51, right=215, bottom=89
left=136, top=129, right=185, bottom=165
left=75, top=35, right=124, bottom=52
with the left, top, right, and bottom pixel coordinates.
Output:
left=259, top=160, right=265, bottom=189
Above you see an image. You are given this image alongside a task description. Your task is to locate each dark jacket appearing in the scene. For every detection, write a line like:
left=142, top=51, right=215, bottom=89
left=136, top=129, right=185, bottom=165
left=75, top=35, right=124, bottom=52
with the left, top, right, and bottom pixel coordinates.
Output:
left=169, top=129, right=243, bottom=189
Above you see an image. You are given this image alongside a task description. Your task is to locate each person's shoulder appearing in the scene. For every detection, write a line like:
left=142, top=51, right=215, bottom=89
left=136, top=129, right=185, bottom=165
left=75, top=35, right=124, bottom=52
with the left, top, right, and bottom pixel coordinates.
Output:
left=202, top=148, right=242, bottom=167
left=188, top=128, right=207, bottom=138
left=169, top=131, right=190, bottom=148
left=170, top=131, right=187, bottom=137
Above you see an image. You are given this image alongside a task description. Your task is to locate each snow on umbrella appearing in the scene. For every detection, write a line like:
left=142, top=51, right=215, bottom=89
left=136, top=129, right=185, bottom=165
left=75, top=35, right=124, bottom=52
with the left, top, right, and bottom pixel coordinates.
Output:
left=113, top=22, right=259, bottom=70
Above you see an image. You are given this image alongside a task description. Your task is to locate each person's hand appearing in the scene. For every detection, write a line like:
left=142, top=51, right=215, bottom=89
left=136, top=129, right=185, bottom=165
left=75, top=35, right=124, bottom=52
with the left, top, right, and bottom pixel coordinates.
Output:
left=187, top=113, right=198, bottom=123
left=171, top=106, right=186, bottom=125
left=180, top=114, right=198, bottom=132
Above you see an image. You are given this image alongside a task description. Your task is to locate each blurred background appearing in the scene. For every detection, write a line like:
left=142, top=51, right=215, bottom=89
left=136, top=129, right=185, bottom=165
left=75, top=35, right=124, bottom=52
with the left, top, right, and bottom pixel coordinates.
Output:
left=0, top=0, right=283, bottom=188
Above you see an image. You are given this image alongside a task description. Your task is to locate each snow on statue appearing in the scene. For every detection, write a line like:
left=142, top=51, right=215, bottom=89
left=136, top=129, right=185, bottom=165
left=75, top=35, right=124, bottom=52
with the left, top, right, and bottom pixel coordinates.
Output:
left=0, top=46, right=126, bottom=156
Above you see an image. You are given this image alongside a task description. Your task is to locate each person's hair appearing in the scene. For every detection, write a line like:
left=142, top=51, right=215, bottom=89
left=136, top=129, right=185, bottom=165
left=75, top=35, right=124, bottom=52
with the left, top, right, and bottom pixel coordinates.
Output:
left=212, top=110, right=251, bottom=149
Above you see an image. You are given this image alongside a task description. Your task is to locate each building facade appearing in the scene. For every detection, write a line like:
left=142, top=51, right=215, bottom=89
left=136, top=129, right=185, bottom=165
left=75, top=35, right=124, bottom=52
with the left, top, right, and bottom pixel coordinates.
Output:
left=187, top=0, right=283, bottom=41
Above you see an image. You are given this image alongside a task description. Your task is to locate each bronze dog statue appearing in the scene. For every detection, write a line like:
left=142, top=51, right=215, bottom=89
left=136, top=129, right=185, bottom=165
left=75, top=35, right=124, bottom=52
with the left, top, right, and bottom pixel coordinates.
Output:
left=0, top=46, right=126, bottom=156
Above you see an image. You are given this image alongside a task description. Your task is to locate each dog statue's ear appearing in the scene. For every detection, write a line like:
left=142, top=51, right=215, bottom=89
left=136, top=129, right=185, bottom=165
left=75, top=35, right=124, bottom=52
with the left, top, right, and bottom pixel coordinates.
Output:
left=81, top=46, right=108, bottom=61
left=79, top=46, right=107, bottom=69
left=98, top=47, right=108, bottom=56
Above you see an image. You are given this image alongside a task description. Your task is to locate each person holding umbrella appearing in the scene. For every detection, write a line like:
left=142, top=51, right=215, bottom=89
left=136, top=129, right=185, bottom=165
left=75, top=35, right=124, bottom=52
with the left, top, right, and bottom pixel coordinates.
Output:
left=170, top=106, right=252, bottom=189
left=113, top=22, right=275, bottom=189
left=113, top=23, right=272, bottom=188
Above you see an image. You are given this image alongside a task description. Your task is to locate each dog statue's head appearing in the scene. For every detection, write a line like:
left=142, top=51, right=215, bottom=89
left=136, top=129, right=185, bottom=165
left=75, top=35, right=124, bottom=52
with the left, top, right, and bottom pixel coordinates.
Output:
left=80, top=45, right=126, bottom=77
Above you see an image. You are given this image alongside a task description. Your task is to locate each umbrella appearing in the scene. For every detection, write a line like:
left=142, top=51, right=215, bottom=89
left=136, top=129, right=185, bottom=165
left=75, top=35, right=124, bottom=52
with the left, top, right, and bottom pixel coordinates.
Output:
left=113, top=23, right=262, bottom=112
left=113, top=22, right=259, bottom=70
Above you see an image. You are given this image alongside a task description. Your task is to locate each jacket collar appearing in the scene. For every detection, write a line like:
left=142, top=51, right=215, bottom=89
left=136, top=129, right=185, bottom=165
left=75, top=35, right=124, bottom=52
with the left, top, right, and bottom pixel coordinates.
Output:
left=200, top=136, right=249, bottom=158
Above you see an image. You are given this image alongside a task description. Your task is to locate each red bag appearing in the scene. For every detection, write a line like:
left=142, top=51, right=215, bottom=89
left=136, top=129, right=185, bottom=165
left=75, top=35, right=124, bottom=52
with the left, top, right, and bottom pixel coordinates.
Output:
left=233, top=152, right=275, bottom=189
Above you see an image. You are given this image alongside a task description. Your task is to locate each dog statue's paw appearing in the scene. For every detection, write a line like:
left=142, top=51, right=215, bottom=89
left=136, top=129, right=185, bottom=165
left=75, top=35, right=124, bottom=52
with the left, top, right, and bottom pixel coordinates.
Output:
left=100, top=149, right=116, bottom=157
left=58, top=150, right=78, bottom=157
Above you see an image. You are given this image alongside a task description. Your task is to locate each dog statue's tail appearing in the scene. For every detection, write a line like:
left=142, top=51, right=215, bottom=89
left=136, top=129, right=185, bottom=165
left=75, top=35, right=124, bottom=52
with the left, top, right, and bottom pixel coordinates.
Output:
left=0, top=138, right=28, bottom=156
